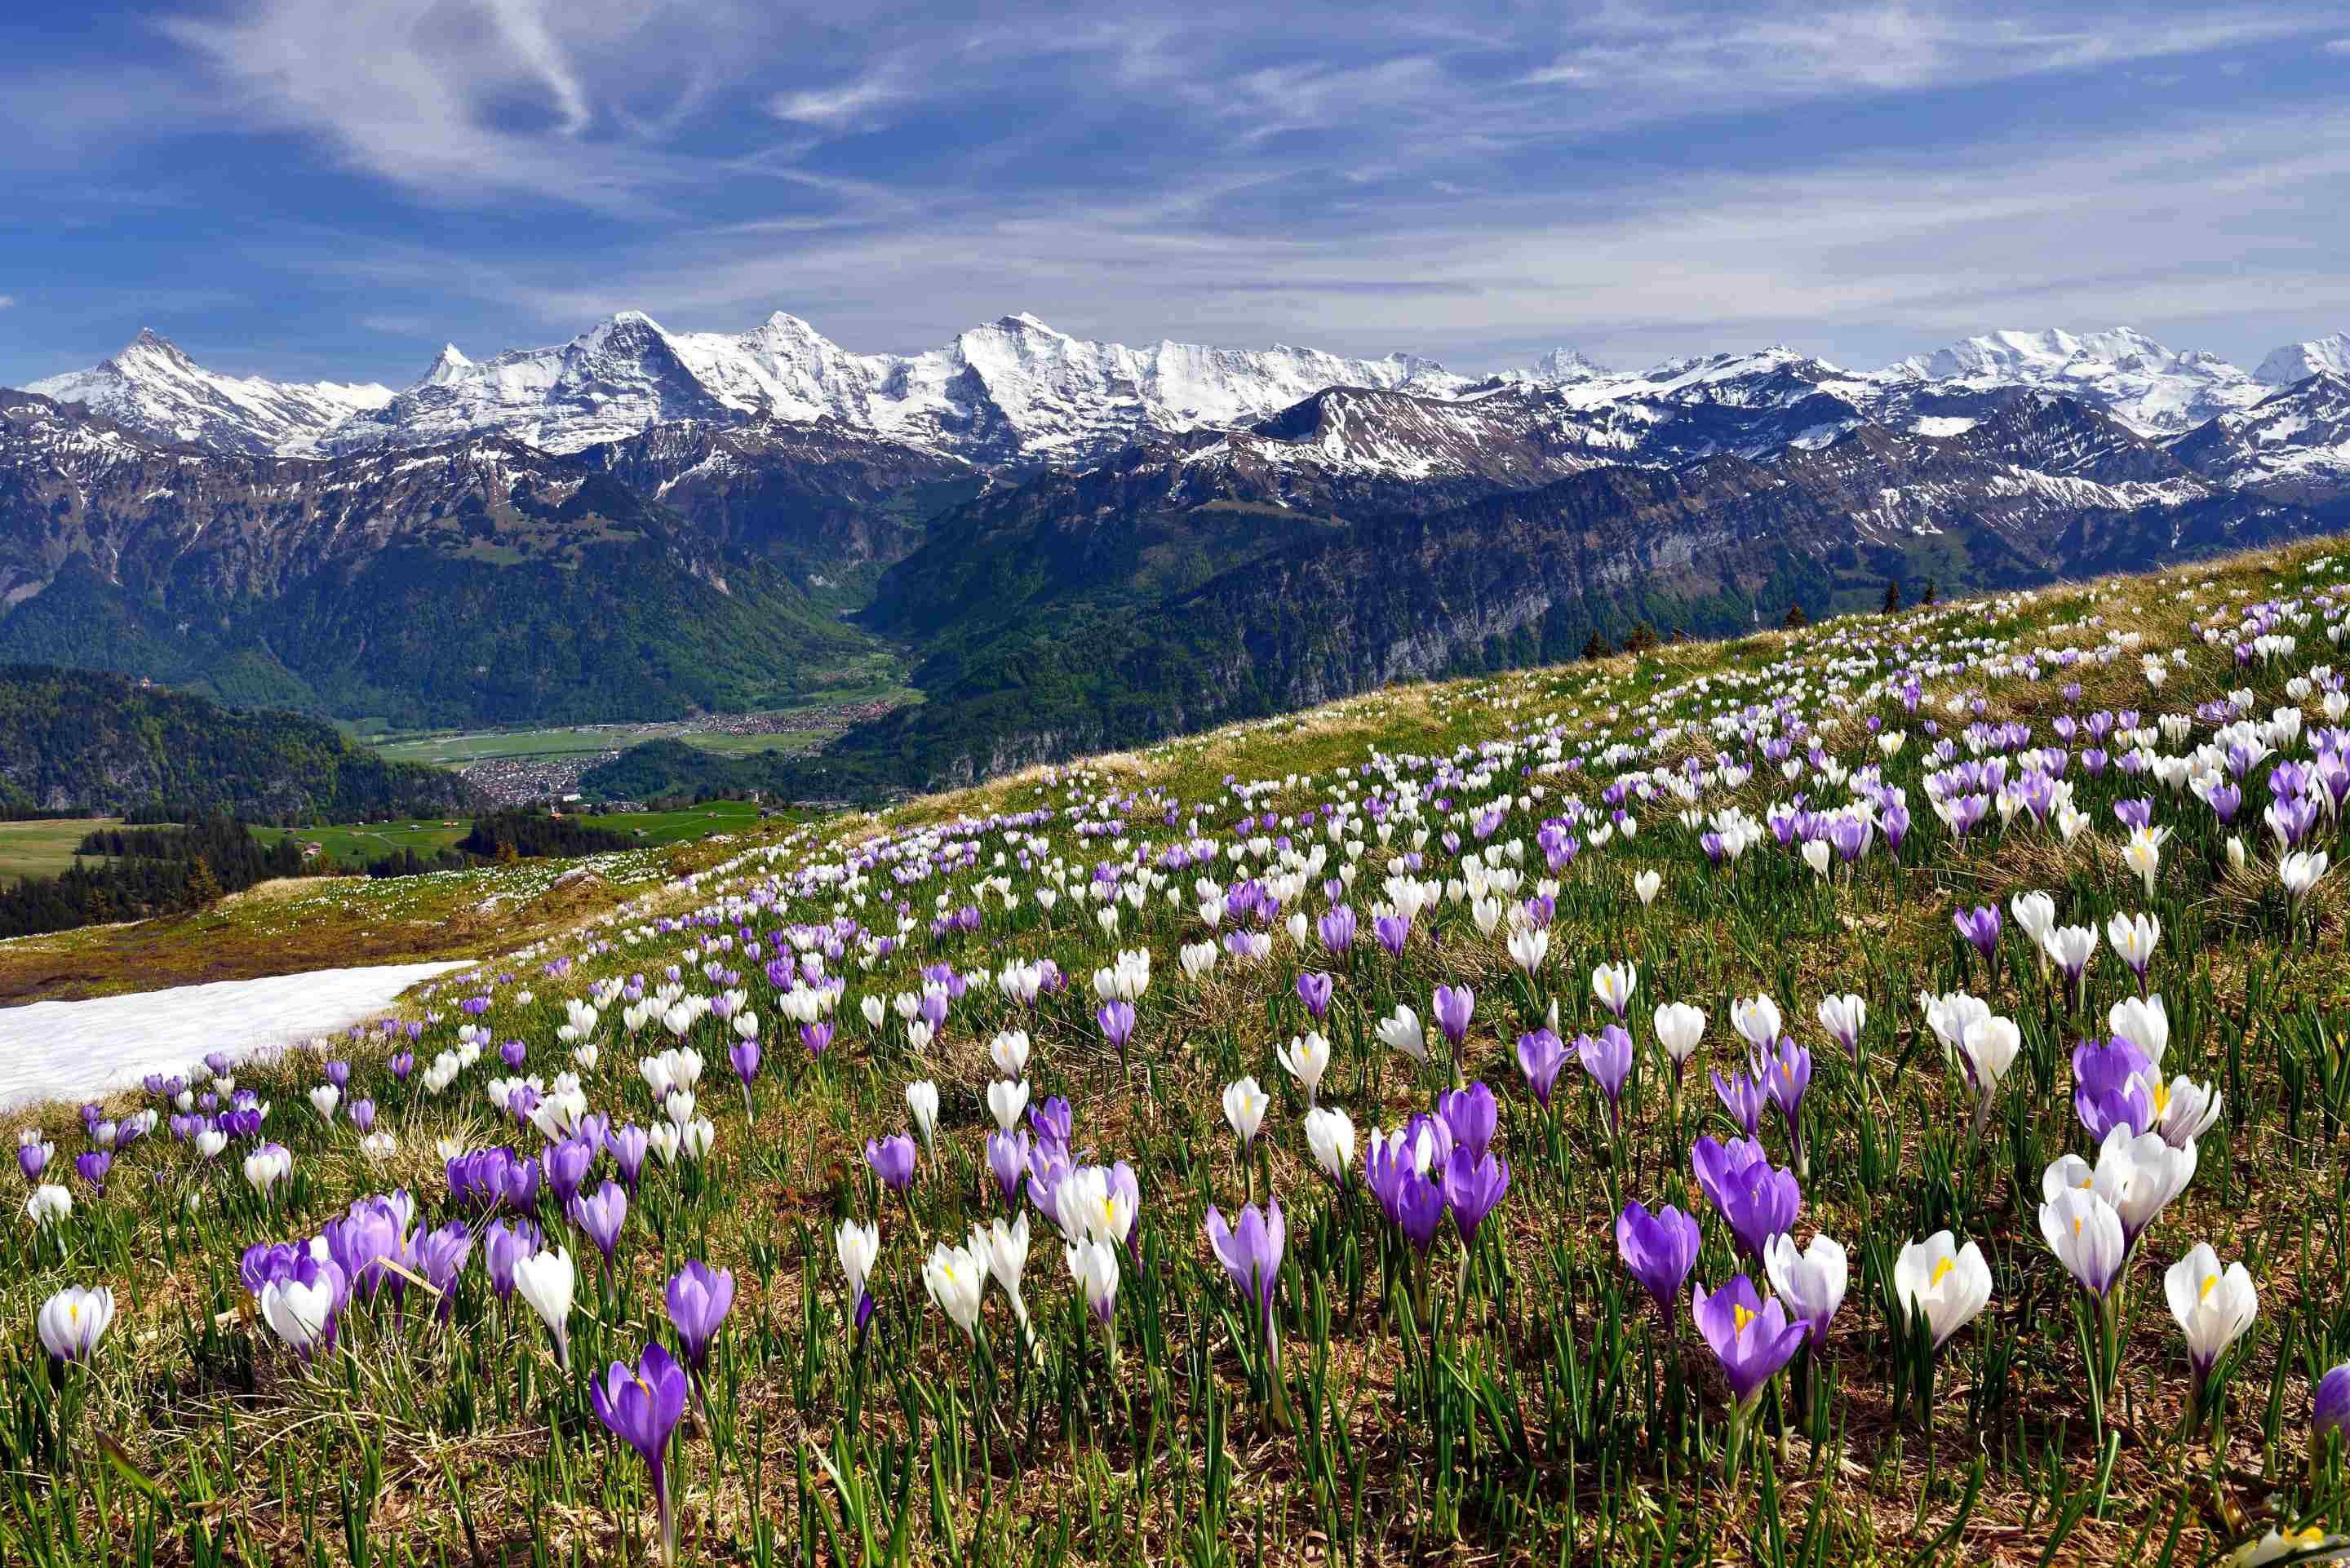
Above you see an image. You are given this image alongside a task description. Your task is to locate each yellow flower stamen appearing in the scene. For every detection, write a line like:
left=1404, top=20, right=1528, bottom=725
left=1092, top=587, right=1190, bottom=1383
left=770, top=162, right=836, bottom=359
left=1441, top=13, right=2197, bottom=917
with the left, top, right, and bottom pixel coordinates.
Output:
left=1930, top=1256, right=1953, bottom=1287
left=1731, top=1303, right=1756, bottom=1335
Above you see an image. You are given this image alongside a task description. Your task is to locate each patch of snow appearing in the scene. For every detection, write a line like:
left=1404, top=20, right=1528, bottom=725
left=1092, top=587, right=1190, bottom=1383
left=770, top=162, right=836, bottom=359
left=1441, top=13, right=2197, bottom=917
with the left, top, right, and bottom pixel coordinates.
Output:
left=0, top=961, right=473, bottom=1112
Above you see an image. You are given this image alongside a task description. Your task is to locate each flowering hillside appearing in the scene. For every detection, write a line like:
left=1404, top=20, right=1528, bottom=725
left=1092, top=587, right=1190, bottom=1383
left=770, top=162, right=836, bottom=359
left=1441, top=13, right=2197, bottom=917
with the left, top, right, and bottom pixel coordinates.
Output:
left=10, top=538, right=2350, bottom=1566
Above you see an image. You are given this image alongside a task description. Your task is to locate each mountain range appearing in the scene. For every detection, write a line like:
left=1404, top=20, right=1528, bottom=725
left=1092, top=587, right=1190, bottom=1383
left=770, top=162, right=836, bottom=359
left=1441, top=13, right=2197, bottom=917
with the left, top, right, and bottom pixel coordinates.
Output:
left=29, top=312, right=2347, bottom=465
left=8, top=308, right=2350, bottom=793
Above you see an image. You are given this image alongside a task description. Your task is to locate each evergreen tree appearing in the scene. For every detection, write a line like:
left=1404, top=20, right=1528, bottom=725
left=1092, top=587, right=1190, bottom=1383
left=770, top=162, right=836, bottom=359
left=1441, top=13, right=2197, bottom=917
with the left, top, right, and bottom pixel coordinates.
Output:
left=1782, top=601, right=1809, bottom=630
left=1922, top=579, right=1939, bottom=606
left=1580, top=630, right=1612, bottom=661
left=1882, top=578, right=1902, bottom=613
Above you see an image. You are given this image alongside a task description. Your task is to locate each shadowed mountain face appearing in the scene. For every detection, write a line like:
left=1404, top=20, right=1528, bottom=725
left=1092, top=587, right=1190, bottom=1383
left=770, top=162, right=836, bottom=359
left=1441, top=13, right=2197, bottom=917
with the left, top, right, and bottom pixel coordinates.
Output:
left=804, top=395, right=2344, bottom=792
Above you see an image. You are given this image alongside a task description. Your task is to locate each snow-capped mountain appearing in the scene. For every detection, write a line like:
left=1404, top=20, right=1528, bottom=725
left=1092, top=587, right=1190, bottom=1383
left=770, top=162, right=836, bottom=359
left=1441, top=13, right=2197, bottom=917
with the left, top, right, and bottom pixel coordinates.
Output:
left=2255, top=332, right=2350, bottom=388
left=27, top=330, right=392, bottom=457
left=1879, top=327, right=2266, bottom=436
left=2171, top=372, right=2350, bottom=499
left=326, top=309, right=1484, bottom=466
left=417, top=345, right=474, bottom=387
left=22, top=312, right=2350, bottom=489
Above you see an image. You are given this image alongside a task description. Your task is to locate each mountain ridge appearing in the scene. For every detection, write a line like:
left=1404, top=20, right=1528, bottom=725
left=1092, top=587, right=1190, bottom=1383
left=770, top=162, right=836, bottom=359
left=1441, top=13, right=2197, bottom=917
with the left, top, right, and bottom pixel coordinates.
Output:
left=29, top=311, right=2342, bottom=466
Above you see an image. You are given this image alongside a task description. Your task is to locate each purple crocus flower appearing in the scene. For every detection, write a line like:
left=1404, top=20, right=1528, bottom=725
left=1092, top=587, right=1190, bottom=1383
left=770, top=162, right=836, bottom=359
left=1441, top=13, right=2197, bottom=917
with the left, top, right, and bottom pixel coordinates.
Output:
left=1710, top=1067, right=1767, bottom=1141
left=1692, top=1274, right=1808, bottom=1408
left=729, top=1038, right=760, bottom=1092
left=499, top=1039, right=527, bottom=1070
left=1366, top=1133, right=1448, bottom=1256
left=2317, top=1362, right=2350, bottom=1446
left=800, top=1021, right=834, bottom=1059
left=1691, top=1136, right=1802, bottom=1262
left=987, top=1127, right=1031, bottom=1207
left=419, top=1222, right=472, bottom=1320
left=240, top=1240, right=306, bottom=1297
left=543, top=1136, right=597, bottom=1207
left=1317, top=906, right=1358, bottom=955
left=1373, top=915, right=1412, bottom=957
left=2072, top=1036, right=2155, bottom=1141
left=323, top=1198, right=407, bottom=1304
left=665, top=1260, right=735, bottom=1377
left=74, top=1149, right=111, bottom=1194
left=348, top=1099, right=377, bottom=1135
left=1516, top=1029, right=1566, bottom=1108
left=591, top=1342, right=690, bottom=1565
left=1027, top=1096, right=1074, bottom=1149
left=388, top=1052, right=415, bottom=1083
left=866, top=1134, right=917, bottom=1194
left=1295, top=972, right=1333, bottom=1022
left=1758, top=1038, right=1812, bottom=1172
left=1204, top=1197, right=1288, bottom=1366
left=606, top=1123, right=650, bottom=1193
left=1616, top=1201, right=1702, bottom=1320
left=1096, top=1001, right=1137, bottom=1068
left=1576, top=1026, right=1635, bottom=1136
left=569, top=1180, right=629, bottom=1272
left=18, top=1141, right=50, bottom=1180
left=1953, top=905, right=2002, bottom=968
left=1441, top=1147, right=1510, bottom=1247
left=1438, top=1082, right=1497, bottom=1164
left=500, top=1154, right=542, bottom=1212
left=1431, top=985, right=1474, bottom=1050
left=484, top=1218, right=542, bottom=1301
left=1026, top=1142, right=1073, bottom=1229
left=323, top=1060, right=351, bottom=1089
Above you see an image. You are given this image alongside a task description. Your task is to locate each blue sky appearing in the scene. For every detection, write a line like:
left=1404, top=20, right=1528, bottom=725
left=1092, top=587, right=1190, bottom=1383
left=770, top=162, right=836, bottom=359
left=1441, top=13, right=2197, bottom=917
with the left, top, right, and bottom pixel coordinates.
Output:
left=2, top=0, right=2347, bottom=390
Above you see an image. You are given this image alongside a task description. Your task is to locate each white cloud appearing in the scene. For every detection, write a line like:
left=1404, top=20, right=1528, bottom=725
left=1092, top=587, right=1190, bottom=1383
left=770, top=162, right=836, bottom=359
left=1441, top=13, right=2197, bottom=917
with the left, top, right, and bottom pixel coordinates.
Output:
left=153, top=0, right=729, bottom=213
left=454, top=103, right=2350, bottom=374
left=10, top=0, right=2338, bottom=383
left=0, top=295, right=16, bottom=309
left=771, top=62, right=907, bottom=126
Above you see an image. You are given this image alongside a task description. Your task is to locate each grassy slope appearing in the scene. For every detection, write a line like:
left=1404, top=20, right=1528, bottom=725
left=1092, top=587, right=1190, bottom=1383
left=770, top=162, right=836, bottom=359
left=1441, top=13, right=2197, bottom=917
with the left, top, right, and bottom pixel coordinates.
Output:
left=0, top=804, right=774, bottom=1003
left=6, top=537, right=2350, bottom=1562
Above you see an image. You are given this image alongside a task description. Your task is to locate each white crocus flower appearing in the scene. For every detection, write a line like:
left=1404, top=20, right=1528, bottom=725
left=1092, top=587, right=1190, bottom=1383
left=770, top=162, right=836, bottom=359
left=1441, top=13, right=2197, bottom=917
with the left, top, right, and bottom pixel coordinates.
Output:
left=923, top=1241, right=988, bottom=1339
left=1277, top=1032, right=1331, bottom=1106
left=512, top=1247, right=577, bottom=1369
left=986, top=1079, right=1031, bottom=1135
left=1892, top=1232, right=1993, bottom=1347
left=1376, top=1004, right=1429, bottom=1064
left=1653, top=1003, right=1706, bottom=1065
left=1730, top=995, right=1783, bottom=1051
left=2165, top=1242, right=2257, bottom=1384
left=1222, top=1076, right=1269, bottom=1149
left=906, top=1080, right=940, bottom=1156
left=1303, top=1105, right=1356, bottom=1185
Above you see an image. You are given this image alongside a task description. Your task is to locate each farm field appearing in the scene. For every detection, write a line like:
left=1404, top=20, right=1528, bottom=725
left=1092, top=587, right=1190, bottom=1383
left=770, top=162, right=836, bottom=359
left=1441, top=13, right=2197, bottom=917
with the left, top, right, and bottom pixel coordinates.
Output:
left=361, top=680, right=921, bottom=771
left=8, top=538, right=2350, bottom=1565
left=0, top=817, right=119, bottom=883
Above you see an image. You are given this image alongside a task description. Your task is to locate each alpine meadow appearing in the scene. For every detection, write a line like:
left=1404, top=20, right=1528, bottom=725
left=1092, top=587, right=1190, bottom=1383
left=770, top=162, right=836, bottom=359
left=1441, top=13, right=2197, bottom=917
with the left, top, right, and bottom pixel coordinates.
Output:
left=10, top=1, right=2350, bottom=1564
